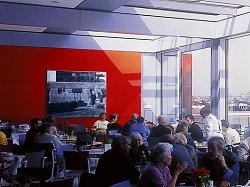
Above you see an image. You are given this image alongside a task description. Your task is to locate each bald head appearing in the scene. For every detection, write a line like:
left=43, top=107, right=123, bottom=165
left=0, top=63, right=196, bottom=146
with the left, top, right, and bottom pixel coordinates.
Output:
left=158, top=115, right=167, bottom=125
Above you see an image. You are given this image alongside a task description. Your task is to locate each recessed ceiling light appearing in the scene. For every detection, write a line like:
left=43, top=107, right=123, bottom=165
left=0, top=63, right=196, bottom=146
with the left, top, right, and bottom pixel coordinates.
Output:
left=51, top=0, right=60, bottom=3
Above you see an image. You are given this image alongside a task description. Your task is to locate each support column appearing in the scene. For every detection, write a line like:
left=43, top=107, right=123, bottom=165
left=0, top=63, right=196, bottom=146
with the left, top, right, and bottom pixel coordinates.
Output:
left=211, top=38, right=226, bottom=119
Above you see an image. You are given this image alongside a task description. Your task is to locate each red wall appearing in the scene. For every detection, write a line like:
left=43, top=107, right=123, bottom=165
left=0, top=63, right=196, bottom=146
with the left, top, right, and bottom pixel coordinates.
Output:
left=0, top=46, right=141, bottom=128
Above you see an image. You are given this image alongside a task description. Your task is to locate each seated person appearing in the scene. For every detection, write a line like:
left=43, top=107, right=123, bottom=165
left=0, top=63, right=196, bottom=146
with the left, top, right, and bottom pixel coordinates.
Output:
left=199, top=136, right=239, bottom=187
left=34, top=123, right=64, bottom=154
left=122, top=113, right=138, bottom=136
left=149, top=115, right=172, bottom=138
left=130, top=116, right=150, bottom=138
left=129, top=132, right=149, bottom=167
left=24, top=118, right=42, bottom=147
left=160, top=134, right=194, bottom=173
left=221, top=119, right=240, bottom=146
left=107, top=113, right=123, bottom=134
left=185, top=114, right=204, bottom=143
left=93, top=112, right=109, bottom=134
left=176, top=121, right=196, bottom=149
left=238, top=128, right=250, bottom=161
left=176, top=133, right=198, bottom=167
left=95, top=135, right=140, bottom=187
left=139, top=143, right=188, bottom=187
left=0, top=130, right=8, bottom=145
left=44, top=115, right=60, bottom=138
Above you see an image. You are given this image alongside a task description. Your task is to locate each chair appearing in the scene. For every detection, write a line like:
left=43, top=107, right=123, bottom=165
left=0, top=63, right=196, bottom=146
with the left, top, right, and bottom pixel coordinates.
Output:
left=88, top=157, right=99, bottom=173
left=63, top=151, right=89, bottom=184
left=23, top=150, right=46, bottom=168
left=147, top=137, right=161, bottom=149
left=76, top=133, right=93, bottom=151
left=40, top=177, right=74, bottom=187
left=74, top=124, right=87, bottom=134
left=0, top=144, right=13, bottom=152
left=239, top=160, right=250, bottom=185
left=18, top=133, right=26, bottom=145
left=0, top=122, right=12, bottom=138
left=17, top=167, right=53, bottom=183
left=110, top=180, right=131, bottom=187
left=33, top=143, right=57, bottom=179
left=107, top=130, right=118, bottom=138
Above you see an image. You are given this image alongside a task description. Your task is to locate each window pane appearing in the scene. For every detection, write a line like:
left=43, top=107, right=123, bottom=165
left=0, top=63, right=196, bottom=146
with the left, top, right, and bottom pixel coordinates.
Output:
left=191, top=48, right=211, bottom=120
left=228, top=35, right=250, bottom=129
left=162, top=53, right=179, bottom=120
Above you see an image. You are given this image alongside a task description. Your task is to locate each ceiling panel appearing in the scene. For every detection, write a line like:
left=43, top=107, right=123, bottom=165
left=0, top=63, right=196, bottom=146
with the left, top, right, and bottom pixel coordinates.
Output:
left=0, top=0, right=85, bottom=8
left=0, top=23, right=46, bottom=32
left=200, top=0, right=250, bottom=7
left=127, top=0, right=238, bottom=15
left=73, top=30, right=162, bottom=40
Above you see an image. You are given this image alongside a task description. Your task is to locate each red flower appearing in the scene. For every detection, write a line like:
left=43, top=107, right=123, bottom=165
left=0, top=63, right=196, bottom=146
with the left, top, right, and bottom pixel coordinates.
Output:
left=192, top=167, right=210, bottom=176
left=100, top=135, right=112, bottom=144
left=192, top=167, right=210, bottom=186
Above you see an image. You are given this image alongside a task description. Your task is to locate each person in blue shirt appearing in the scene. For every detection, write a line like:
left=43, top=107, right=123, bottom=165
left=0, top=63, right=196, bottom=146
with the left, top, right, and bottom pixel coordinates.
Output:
left=160, top=134, right=194, bottom=173
left=130, top=116, right=150, bottom=138
left=199, top=136, right=239, bottom=187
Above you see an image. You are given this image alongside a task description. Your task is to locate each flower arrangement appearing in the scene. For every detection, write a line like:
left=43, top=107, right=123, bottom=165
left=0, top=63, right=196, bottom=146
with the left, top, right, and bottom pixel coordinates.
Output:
left=87, top=127, right=99, bottom=138
left=192, top=167, right=210, bottom=187
left=100, top=135, right=112, bottom=144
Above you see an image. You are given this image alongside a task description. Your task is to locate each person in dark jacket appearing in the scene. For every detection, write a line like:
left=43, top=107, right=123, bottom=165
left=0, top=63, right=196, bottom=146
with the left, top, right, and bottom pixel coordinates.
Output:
left=24, top=118, right=42, bottom=147
left=95, top=135, right=140, bottom=186
left=199, top=136, right=239, bottom=187
left=149, top=115, right=172, bottom=138
left=129, top=132, right=149, bottom=167
left=107, top=113, right=123, bottom=134
left=122, top=113, right=138, bottom=136
left=185, top=114, right=204, bottom=143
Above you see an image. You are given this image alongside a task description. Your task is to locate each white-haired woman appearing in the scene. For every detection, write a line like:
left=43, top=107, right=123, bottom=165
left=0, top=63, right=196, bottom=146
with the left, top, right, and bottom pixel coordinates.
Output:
left=176, top=133, right=198, bottom=167
left=238, top=128, right=250, bottom=160
left=129, top=132, right=149, bottom=166
left=139, top=143, right=188, bottom=187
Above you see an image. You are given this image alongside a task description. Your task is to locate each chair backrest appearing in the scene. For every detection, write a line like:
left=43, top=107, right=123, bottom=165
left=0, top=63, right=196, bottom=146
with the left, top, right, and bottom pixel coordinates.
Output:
left=40, top=177, right=74, bottom=187
left=24, top=150, right=45, bottom=168
left=34, top=143, right=56, bottom=163
left=74, top=124, right=86, bottom=134
left=63, top=151, right=89, bottom=171
left=76, top=133, right=93, bottom=145
left=107, top=130, right=118, bottom=137
left=110, top=180, right=131, bottom=187
left=0, top=122, right=12, bottom=138
left=147, top=137, right=161, bottom=149
left=0, top=144, right=16, bottom=152
left=18, top=133, right=26, bottom=145
left=17, top=167, right=53, bottom=182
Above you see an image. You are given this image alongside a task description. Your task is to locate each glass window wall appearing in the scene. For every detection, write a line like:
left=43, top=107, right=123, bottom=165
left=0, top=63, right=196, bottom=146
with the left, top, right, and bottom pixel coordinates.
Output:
left=228, top=34, right=250, bottom=130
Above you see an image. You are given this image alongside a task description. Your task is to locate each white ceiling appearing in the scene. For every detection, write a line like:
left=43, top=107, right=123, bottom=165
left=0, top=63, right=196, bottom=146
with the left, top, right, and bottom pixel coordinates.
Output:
left=0, top=0, right=85, bottom=8
left=0, top=0, right=249, bottom=40
left=0, top=0, right=248, bottom=14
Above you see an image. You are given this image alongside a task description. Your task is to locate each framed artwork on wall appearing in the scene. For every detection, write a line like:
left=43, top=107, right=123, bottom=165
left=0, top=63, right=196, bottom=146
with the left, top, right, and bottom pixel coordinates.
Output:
left=47, top=70, right=106, bottom=118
